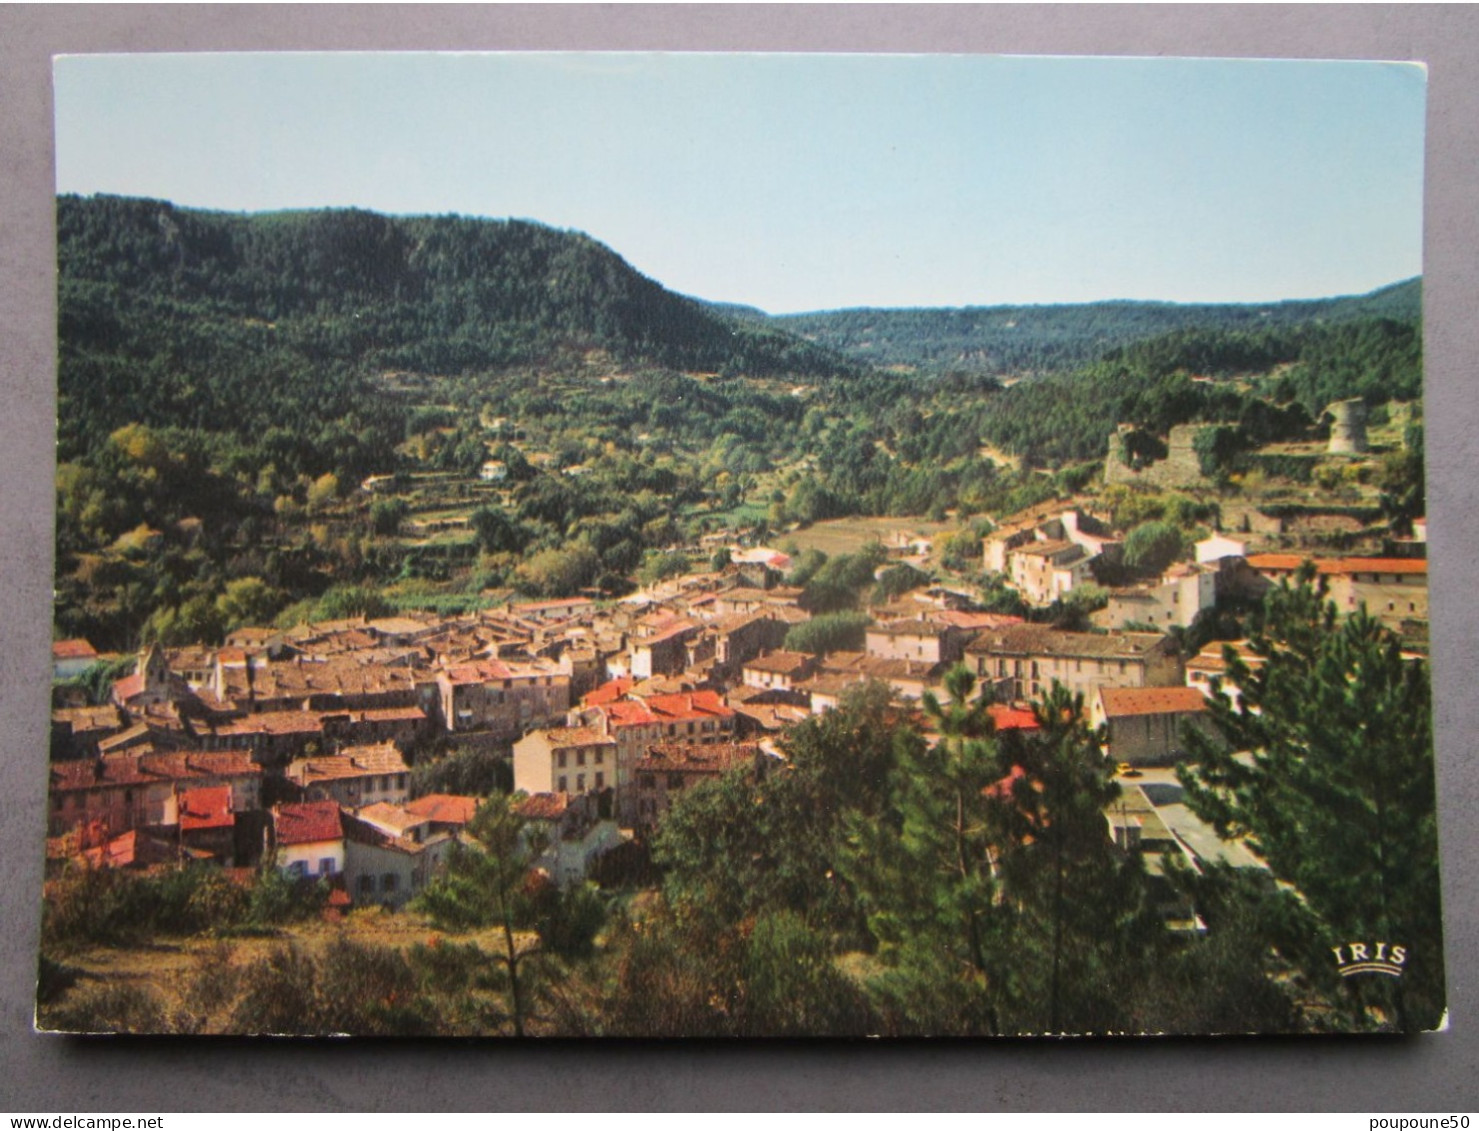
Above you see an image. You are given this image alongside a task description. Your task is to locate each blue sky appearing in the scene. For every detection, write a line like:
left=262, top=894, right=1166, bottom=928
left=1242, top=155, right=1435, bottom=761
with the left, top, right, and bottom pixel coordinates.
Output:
left=53, top=52, right=1427, bottom=313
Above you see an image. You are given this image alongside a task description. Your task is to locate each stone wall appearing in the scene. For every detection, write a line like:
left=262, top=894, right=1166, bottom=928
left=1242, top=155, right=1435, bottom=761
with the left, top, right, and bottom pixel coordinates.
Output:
left=1104, top=424, right=1209, bottom=488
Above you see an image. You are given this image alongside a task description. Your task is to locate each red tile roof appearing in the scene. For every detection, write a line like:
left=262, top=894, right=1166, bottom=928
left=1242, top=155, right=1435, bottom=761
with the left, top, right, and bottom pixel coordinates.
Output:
left=743, top=651, right=814, bottom=676
left=965, top=624, right=1170, bottom=660
left=530, top=726, right=612, bottom=749
left=1098, top=686, right=1209, bottom=719
left=636, top=742, right=760, bottom=775
left=215, top=711, right=326, bottom=737
left=358, top=706, right=428, bottom=723
left=987, top=705, right=1041, bottom=732
left=983, top=764, right=1030, bottom=801
left=111, top=673, right=147, bottom=702
left=179, top=785, right=234, bottom=831
left=604, top=700, right=661, bottom=727
left=583, top=677, right=636, bottom=706
left=510, top=597, right=593, bottom=615
left=80, top=829, right=140, bottom=869
left=286, top=743, right=408, bottom=786
left=273, top=801, right=343, bottom=846
left=404, top=794, right=480, bottom=826
left=1013, top=538, right=1079, bottom=558
left=515, top=792, right=571, bottom=821
left=640, top=622, right=701, bottom=647
left=1245, top=554, right=1427, bottom=577
left=439, top=659, right=514, bottom=684
left=640, top=691, right=735, bottom=722
left=51, top=704, right=123, bottom=732
left=935, top=611, right=1025, bottom=631
left=50, top=750, right=260, bottom=793
left=53, top=639, right=98, bottom=661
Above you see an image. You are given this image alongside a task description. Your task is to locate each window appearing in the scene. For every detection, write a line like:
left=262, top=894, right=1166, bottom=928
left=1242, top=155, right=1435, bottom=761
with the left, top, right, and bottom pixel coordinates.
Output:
left=577, top=773, right=586, bottom=792
left=382, top=873, right=398, bottom=893
left=668, top=773, right=684, bottom=790
left=558, top=750, right=567, bottom=768
left=576, top=749, right=586, bottom=767
left=397, top=774, right=406, bottom=789
left=320, top=857, right=336, bottom=876
left=640, top=774, right=656, bottom=788
left=595, top=772, right=605, bottom=789
left=558, top=776, right=567, bottom=792
left=288, top=860, right=308, bottom=878
left=594, top=749, right=604, bottom=765
left=358, top=875, right=374, bottom=894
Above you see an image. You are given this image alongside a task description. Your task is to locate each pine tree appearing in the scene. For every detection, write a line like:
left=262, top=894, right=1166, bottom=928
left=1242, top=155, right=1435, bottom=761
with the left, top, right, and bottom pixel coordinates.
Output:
left=413, top=795, right=548, bottom=1036
left=1178, top=566, right=1444, bottom=1031
left=841, top=665, right=1011, bottom=1034
left=990, top=683, right=1162, bottom=1034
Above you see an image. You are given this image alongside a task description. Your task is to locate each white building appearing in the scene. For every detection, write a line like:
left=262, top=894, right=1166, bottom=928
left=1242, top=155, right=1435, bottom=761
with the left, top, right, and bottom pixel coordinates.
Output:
left=1195, top=535, right=1247, bottom=564
left=270, top=801, right=345, bottom=880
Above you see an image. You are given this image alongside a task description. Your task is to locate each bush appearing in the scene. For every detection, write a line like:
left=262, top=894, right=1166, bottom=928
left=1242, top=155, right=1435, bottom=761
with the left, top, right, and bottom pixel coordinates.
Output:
left=183, top=940, right=242, bottom=1018
left=246, top=865, right=328, bottom=927
left=230, top=940, right=444, bottom=1036
left=410, top=745, right=510, bottom=798
left=230, top=944, right=322, bottom=1034
left=873, top=563, right=927, bottom=603
left=637, top=551, right=692, bottom=587
left=36, top=955, right=81, bottom=1005
left=785, top=611, right=871, bottom=656
left=1123, top=521, right=1185, bottom=575
left=369, top=496, right=410, bottom=536
left=533, top=882, right=607, bottom=961
left=47, top=982, right=170, bottom=1035
left=42, top=864, right=249, bottom=949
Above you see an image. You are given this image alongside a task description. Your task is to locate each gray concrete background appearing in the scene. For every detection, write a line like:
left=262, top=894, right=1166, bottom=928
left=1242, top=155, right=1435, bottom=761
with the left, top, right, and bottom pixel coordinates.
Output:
left=1, top=5, right=1474, bottom=1112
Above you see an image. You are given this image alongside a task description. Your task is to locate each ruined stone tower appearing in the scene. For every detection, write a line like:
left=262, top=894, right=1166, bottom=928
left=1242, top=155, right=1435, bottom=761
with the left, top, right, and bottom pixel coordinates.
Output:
left=1326, top=398, right=1369, bottom=454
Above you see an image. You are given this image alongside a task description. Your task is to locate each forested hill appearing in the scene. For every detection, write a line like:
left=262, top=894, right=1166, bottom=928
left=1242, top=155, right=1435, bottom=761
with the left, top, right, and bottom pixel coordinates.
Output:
left=773, top=278, right=1422, bottom=376
left=56, top=195, right=856, bottom=448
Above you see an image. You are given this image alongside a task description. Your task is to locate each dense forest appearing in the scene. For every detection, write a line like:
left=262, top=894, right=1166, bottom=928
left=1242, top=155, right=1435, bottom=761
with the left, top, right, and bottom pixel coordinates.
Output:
left=774, top=278, right=1422, bottom=376
left=57, top=194, right=858, bottom=459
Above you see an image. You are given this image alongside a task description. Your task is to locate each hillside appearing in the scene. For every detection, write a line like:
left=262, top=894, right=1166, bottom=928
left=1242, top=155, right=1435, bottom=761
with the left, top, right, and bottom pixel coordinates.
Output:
left=56, top=195, right=856, bottom=457
left=774, top=279, right=1422, bottom=376
left=52, top=195, right=1424, bottom=654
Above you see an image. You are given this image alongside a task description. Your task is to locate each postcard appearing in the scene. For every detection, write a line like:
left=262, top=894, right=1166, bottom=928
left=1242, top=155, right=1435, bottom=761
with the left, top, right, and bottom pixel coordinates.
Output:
left=39, top=52, right=1441, bottom=1036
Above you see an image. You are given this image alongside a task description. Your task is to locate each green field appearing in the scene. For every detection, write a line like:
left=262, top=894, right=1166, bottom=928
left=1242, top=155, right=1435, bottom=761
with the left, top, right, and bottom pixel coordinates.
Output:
left=782, top=515, right=963, bottom=558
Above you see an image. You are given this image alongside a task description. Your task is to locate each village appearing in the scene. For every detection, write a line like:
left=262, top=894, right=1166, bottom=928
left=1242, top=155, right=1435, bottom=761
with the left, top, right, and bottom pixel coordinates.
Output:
left=45, top=442, right=1431, bottom=932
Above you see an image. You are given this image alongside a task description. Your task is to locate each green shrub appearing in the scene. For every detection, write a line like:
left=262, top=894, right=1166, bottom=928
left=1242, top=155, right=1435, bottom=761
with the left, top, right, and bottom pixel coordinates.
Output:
left=48, top=982, right=170, bottom=1035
